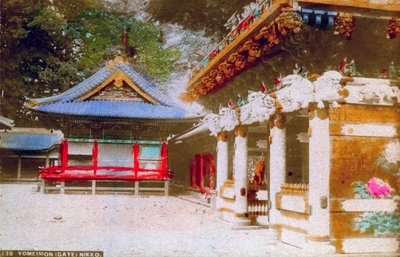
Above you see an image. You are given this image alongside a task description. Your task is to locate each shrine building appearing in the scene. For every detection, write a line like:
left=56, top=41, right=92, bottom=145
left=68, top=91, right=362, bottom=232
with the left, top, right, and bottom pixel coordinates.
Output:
left=24, top=56, right=200, bottom=194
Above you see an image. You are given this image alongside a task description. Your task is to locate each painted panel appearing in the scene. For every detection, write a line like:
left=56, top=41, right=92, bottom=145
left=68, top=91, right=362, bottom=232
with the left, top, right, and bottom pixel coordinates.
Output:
left=140, top=145, right=161, bottom=159
left=330, top=136, right=397, bottom=199
left=332, top=213, right=368, bottom=238
left=329, top=105, right=399, bottom=125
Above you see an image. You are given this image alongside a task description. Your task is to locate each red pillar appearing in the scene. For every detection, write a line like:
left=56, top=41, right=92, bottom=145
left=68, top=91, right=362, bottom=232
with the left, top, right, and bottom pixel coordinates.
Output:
left=61, top=139, right=68, bottom=172
left=133, top=144, right=139, bottom=178
left=92, top=140, right=98, bottom=175
left=199, top=154, right=205, bottom=191
left=160, top=142, right=168, bottom=171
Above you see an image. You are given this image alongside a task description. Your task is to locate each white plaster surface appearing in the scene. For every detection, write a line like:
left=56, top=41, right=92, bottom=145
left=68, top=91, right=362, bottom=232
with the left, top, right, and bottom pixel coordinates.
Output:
left=221, top=186, right=235, bottom=200
left=269, top=126, right=286, bottom=226
left=216, top=139, right=229, bottom=209
left=281, top=229, right=306, bottom=249
left=279, top=215, right=309, bottom=232
left=341, top=199, right=397, bottom=212
left=256, top=190, right=269, bottom=201
left=256, top=215, right=269, bottom=225
left=280, top=195, right=306, bottom=213
left=233, top=135, right=248, bottom=214
left=342, top=238, right=399, bottom=253
left=308, top=112, right=330, bottom=238
left=341, top=124, right=397, bottom=137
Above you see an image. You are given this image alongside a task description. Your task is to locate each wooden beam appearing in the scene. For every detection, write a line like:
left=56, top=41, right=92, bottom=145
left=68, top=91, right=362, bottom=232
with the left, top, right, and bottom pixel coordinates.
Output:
left=17, top=157, right=21, bottom=179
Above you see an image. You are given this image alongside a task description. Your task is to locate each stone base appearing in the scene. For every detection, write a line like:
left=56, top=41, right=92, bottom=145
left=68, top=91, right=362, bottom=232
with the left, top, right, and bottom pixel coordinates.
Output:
left=220, top=211, right=235, bottom=222
left=256, top=215, right=269, bottom=226
left=232, top=216, right=252, bottom=227
left=268, top=227, right=280, bottom=245
left=304, top=240, right=336, bottom=254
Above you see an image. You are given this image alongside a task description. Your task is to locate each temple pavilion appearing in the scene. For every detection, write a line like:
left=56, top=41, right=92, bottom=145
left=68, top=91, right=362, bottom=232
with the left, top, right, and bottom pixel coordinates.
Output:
left=170, top=0, right=400, bottom=255
left=24, top=56, right=200, bottom=194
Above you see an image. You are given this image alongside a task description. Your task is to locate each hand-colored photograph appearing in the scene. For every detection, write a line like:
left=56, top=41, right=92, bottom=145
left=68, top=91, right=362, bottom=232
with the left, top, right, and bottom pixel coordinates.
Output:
left=0, top=0, right=399, bottom=256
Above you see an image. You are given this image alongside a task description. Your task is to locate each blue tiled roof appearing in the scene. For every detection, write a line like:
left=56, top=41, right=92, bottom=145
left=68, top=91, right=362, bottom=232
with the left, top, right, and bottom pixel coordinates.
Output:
left=0, top=132, right=63, bottom=151
left=25, top=59, right=190, bottom=119
left=27, top=62, right=176, bottom=107
left=35, top=100, right=187, bottom=119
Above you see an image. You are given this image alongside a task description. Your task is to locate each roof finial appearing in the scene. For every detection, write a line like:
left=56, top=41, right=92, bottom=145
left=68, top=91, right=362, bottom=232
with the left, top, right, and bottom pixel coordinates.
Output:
left=108, top=55, right=128, bottom=71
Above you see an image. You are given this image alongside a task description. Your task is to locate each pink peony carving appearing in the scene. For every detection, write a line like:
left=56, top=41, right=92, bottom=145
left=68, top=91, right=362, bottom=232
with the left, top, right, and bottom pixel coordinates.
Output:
left=367, top=177, right=391, bottom=197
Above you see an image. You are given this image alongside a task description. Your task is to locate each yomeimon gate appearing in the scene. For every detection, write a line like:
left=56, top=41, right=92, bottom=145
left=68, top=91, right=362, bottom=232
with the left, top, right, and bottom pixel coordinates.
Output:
left=171, top=0, right=400, bottom=255
left=24, top=56, right=200, bottom=194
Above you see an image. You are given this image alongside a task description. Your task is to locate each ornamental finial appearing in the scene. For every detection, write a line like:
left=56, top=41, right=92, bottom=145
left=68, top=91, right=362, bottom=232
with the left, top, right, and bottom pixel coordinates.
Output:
left=108, top=56, right=128, bottom=71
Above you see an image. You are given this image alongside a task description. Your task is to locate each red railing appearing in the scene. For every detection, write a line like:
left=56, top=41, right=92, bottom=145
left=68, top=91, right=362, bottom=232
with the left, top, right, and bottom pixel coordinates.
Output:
left=39, top=165, right=172, bottom=182
left=39, top=140, right=171, bottom=182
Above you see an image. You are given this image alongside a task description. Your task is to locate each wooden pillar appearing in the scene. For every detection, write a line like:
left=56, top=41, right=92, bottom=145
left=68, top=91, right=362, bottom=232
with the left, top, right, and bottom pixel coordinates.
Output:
left=269, top=115, right=286, bottom=239
left=45, top=155, right=50, bottom=167
left=40, top=179, right=45, bottom=193
left=233, top=125, right=251, bottom=226
left=135, top=181, right=139, bottom=195
left=306, top=105, right=335, bottom=253
left=216, top=132, right=229, bottom=210
left=91, top=180, right=96, bottom=195
left=164, top=180, right=169, bottom=196
left=60, top=182, right=65, bottom=194
left=17, top=156, right=22, bottom=180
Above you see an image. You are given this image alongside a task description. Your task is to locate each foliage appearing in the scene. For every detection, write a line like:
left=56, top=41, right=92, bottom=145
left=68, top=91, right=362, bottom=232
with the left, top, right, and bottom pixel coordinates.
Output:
left=0, top=0, right=181, bottom=125
left=353, top=181, right=372, bottom=199
left=354, top=212, right=400, bottom=236
left=64, top=8, right=181, bottom=79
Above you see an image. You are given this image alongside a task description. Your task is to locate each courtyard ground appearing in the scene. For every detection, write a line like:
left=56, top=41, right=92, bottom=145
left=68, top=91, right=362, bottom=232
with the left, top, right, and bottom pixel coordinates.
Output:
left=0, top=183, right=397, bottom=257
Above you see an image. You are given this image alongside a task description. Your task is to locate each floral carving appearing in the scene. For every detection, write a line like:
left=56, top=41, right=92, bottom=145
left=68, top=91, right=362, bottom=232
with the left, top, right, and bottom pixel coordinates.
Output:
left=377, top=140, right=400, bottom=173
left=183, top=8, right=303, bottom=101
left=354, top=177, right=393, bottom=199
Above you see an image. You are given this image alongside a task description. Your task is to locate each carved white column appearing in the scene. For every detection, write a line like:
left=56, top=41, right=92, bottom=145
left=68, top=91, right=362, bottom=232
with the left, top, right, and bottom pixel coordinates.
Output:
left=307, top=105, right=335, bottom=253
left=216, top=132, right=229, bottom=210
left=269, top=116, right=286, bottom=238
left=233, top=125, right=251, bottom=226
